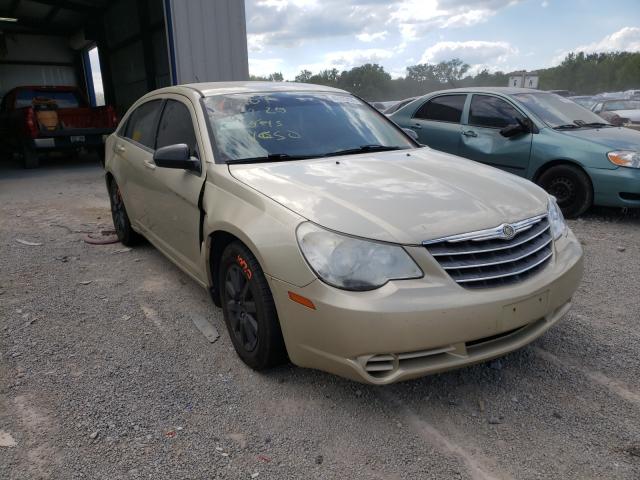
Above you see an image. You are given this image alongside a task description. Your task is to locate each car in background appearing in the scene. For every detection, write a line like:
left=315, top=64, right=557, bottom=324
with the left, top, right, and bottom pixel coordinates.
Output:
left=371, top=100, right=398, bottom=111
left=591, top=99, right=640, bottom=131
left=104, top=81, right=583, bottom=384
left=389, top=87, right=640, bottom=217
left=547, top=89, right=574, bottom=97
left=0, top=85, right=118, bottom=168
left=569, top=95, right=598, bottom=110
left=383, top=96, right=418, bottom=115
left=624, top=89, right=640, bottom=100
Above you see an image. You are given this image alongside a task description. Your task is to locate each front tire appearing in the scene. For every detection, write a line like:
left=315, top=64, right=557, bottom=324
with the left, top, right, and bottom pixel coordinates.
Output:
left=538, top=164, right=592, bottom=218
left=219, top=241, right=287, bottom=370
left=107, top=178, right=142, bottom=246
left=22, top=145, right=39, bottom=169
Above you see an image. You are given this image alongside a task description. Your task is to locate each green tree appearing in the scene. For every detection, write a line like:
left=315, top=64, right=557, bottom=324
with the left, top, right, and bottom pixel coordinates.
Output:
left=295, top=69, right=313, bottom=82
left=268, top=72, right=284, bottom=82
left=336, top=63, right=391, bottom=100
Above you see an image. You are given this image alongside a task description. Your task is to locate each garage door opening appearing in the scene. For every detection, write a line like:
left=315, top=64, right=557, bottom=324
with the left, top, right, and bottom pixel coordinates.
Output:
left=84, top=46, right=105, bottom=107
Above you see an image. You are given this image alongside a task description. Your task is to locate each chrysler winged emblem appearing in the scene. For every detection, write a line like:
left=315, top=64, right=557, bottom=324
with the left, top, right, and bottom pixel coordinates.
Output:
left=502, top=224, right=516, bottom=240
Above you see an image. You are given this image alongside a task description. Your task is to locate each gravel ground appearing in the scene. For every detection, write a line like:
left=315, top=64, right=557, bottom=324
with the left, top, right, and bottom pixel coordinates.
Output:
left=1, top=157, right=639, bottom=480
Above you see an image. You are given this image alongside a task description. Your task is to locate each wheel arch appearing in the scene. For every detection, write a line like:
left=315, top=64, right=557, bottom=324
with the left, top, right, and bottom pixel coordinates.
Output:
left=207, top=228, right=262, bottom=308
left=532, top=159, right=592, bottom=187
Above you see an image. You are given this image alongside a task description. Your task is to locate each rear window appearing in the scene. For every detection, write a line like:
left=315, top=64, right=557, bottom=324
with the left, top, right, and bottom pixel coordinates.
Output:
left=124, top=100, right=163, bottom=149
left=414, top=95, right=466, bottom=123
left=15, top=89, right=82, bottom=109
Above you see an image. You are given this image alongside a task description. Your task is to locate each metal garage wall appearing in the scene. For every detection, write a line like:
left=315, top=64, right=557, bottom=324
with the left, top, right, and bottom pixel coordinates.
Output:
left=0, top=34, right=77, bottom=98
left=165, top=0, right=249, bottom=84
left=99, top=0, right=170, bottom=114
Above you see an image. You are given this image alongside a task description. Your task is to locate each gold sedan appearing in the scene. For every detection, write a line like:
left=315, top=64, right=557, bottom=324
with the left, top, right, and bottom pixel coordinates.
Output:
left=104, top=82, right=583, bottom=384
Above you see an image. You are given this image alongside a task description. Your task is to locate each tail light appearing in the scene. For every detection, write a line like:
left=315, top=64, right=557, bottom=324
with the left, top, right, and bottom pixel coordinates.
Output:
left=24, top=107, right=39, bottom=138
left=106, top=105, right=118, bottom=128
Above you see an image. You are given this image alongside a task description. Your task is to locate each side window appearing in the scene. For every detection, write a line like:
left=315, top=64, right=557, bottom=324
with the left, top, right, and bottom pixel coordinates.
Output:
left=124, top=99, right=163, bottom=149
left=155, top=100, right=198, bottom=155
left=468, top=95, right=524, bottom=129
left=414, top=95, right=466, bottom=123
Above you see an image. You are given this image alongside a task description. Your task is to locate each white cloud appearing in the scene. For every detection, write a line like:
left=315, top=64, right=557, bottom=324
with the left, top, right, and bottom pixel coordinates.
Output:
left=575, top=26, right=640, bottom=54
left=249, top=58, right=285, bottom=76
left=324, top=48, right=394, bottom=69
left=421, top=40, right=517, bottom=67
left=551, top=27, right=640, bottom=64
left=247, top=34, right=266, bottom=53
left=356, top=31, right=388, bottom=43
left=246, top=0, right=519, bottom=46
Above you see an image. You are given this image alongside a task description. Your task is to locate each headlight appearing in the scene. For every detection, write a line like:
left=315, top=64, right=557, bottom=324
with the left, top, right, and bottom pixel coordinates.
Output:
left=607, top=150, right=640, bottom=168
left=548, top=197, right=567, bottom=240
left=296, top=222, right=423, bottom=291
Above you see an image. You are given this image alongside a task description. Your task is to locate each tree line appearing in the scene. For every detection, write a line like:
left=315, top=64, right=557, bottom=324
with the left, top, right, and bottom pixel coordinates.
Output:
left=250, top=51, right=640, bottom=101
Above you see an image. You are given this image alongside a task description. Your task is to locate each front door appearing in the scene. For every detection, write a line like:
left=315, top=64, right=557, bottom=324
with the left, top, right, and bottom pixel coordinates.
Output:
left=458, top=94, right=532, bottom=176
left=410, top=94, right=467, bottom=155
left=143, top=96, right=206, bottom=278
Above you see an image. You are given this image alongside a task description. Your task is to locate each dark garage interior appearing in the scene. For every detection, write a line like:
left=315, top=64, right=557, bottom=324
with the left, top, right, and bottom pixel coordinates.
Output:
left=0, top=0, right=171, bottom=115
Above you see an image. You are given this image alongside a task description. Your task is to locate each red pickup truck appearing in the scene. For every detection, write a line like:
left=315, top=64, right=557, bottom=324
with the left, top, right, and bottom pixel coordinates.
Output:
left=0, top=86, right=118, bottom=168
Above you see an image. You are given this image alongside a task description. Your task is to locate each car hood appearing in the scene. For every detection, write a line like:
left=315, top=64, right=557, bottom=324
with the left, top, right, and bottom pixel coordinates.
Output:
left=558, top=126, right=640, bottom=149
left=228, top=148, right=548, bottom=244
left=609, top=109, right=640, bottom=121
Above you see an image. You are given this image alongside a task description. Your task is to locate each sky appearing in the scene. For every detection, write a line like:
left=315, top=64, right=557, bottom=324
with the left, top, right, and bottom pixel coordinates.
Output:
left=245, top=0, right=640, bottom=80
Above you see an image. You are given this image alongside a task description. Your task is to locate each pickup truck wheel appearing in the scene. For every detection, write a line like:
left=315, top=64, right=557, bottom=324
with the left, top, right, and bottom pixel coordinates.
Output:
left=219, top=242, right=287, bottom=370
left=22, top=146, right=39, bottom=169
left=538, top=164, right=592, bottom=218
left=108, top=179, right=142, bottom=246
left=96, top=148, right=106, bottom=168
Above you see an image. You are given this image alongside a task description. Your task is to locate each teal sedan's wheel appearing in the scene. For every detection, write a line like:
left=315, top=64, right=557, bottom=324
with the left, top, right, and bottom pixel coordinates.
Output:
left=107, top=178, right=142, bottom=246
left=219, top=241, right=287, bottom=370
left=538, top=164, right=593, bottom=218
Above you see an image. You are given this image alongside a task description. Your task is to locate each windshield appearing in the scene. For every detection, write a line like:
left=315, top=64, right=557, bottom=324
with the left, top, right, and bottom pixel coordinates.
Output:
left=603, top=100, right=640, bottom=111
left=512, top=92, right=609, bottom=128
left=202, top=91, right=415, bottom=163
left=15, top=89, right=82, bottom=109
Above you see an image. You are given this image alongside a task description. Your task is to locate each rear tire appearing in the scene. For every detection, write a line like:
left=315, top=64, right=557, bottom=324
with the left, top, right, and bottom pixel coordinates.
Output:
left=107, top=178, right=142, bottom=246
left=219, top=241, right=287, bottom=370
left=22, top=145, right=39, bottom=169
left=538, top=164, right=592, bottom=218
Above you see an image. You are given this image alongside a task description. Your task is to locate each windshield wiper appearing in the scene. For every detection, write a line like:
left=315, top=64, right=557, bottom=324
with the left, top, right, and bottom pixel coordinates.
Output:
left=322, top=144, right=406, bottom=157
left=226, top=153, right=316, bottom=164
left=553, top=123, right=581, bottom=130
left=581, top=122, right=612, bottom=128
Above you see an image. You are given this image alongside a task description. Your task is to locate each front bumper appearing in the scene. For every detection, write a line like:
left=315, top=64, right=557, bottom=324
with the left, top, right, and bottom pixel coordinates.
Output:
left=268, top=231, right=583, bottom=384
left=588, top=166, right=640, bottom=207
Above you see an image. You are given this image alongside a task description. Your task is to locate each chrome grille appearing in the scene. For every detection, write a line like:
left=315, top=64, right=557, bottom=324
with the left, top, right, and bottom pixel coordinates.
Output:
left=424, top=214, right=552, bottom=289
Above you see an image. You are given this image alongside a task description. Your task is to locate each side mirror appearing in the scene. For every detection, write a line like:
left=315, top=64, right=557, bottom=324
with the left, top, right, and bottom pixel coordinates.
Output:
left=500, top=118, right=531, bottom=138
left=403, top=128, right=419, bottom=141
left=153, top=144, right=200, bottom=172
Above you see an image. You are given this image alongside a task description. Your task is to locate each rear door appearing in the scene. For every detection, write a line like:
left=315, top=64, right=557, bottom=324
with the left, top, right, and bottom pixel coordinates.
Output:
left=114, top=99, right=164, bottom=227
left=458, top=94, right=533, bottom=176
left=410, top=94, right=467, bottom=154
left=144, top=96, right=206, bottom=276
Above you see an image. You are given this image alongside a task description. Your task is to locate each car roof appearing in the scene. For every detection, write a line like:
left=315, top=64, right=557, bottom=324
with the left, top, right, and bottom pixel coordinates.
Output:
left=420, top=86, right=542, bottom=96
left=150, top=81, right=347, bottom=97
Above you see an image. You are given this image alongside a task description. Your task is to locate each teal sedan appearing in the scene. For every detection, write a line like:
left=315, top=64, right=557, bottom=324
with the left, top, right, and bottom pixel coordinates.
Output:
left=389, top=87, right=640, bottom=217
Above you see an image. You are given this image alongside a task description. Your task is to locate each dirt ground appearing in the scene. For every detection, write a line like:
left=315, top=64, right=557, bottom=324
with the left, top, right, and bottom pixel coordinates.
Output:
left=1, top=156, right=639, bottom=480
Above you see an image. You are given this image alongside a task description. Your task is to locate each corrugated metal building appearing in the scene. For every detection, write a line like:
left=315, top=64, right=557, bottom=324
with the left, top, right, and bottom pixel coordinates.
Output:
left=0, top=0, right=249, bottom=114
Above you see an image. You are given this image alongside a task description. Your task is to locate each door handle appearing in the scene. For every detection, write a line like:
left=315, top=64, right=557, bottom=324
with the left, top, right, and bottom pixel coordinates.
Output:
left=143, top=161, right=156, bottom=170
left=114, top=144, right=126, bottom=154
left=462, top=130, right=478, bottom=137
left=413, top=123, right=422, bottom=130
